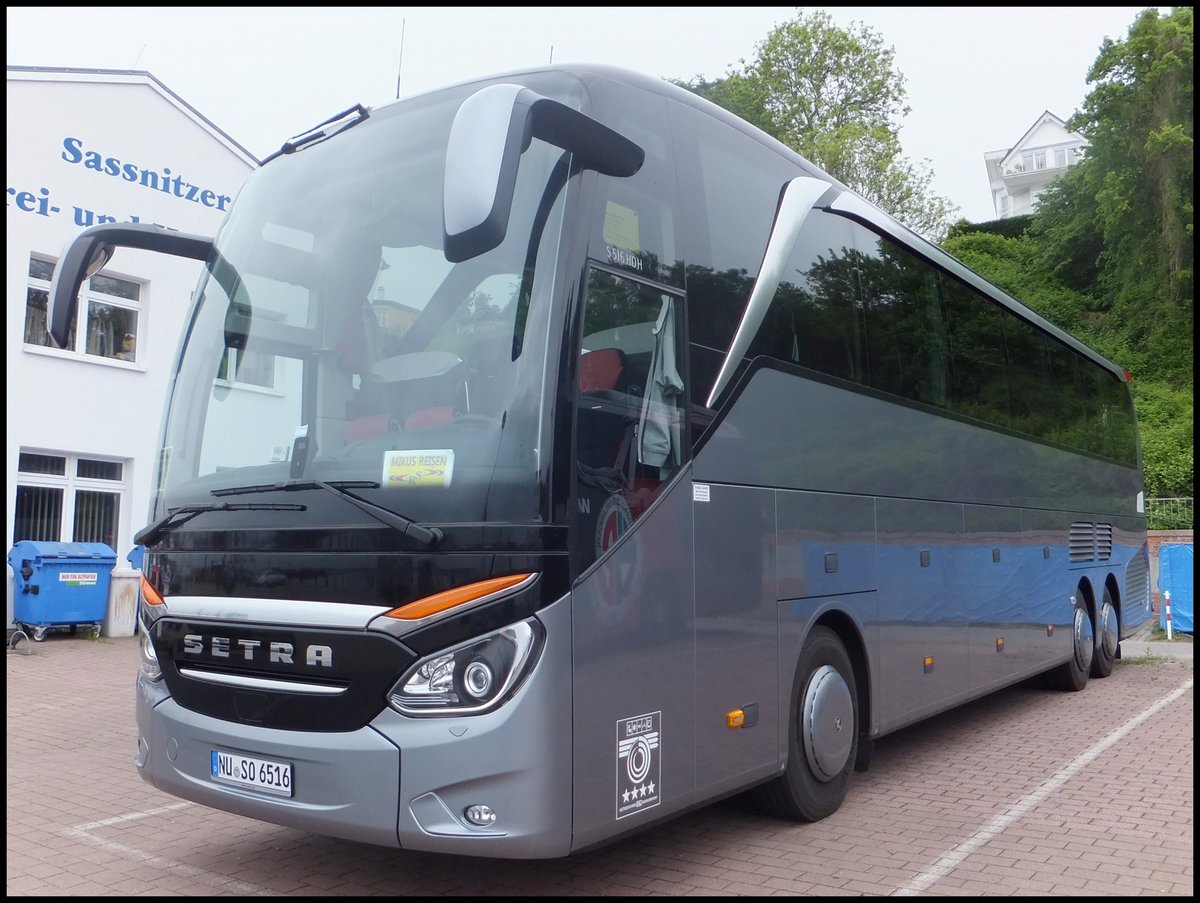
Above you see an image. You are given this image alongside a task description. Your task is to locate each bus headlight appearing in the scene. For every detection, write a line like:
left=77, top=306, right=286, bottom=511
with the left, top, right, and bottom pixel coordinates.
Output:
left=388, top=619, right=541, bottom=716
left=139, top=626, right=163, bottom=681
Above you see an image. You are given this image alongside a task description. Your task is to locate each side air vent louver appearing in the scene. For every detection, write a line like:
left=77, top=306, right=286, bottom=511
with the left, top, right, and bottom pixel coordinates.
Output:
left=1069, top=522, right=1095, bottom=562
left=1096, top=523, right=1113, bottom=561
left=1125, top=547, right=1150, bottom=611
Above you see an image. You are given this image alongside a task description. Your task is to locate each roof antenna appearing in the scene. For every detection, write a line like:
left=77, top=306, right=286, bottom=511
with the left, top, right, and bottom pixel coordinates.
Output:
left=395, top=18, right=406, bottom=99
left=549, top=45, right=554, bottom=64
left=131, top=43, right=147, bottom=70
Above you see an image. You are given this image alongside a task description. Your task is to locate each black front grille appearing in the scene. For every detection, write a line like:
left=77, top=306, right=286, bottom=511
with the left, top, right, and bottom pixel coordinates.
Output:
left=154, top=619, right=416, bottom=732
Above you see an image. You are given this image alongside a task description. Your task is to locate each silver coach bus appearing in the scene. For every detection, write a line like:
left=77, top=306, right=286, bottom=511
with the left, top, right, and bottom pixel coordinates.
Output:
left=48, top=64, right=1151, bottom=858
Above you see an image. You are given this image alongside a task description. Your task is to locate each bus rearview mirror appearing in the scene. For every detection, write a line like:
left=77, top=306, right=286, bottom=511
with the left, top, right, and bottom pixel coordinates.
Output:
left=47, top=222, right=214, bottom=349
left=443, top=84, right=644, bottom=263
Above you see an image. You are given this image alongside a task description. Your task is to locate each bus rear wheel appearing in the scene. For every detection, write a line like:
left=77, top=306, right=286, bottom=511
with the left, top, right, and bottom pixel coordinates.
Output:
left=1049, top=594, right=1093, bottom=692
left=752, top=626, right=858, bottom=822
left=1091, top=587, right=1118, bottom=679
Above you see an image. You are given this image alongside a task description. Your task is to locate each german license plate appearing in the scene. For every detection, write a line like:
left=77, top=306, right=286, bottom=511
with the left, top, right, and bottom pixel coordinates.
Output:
left=211, top=749, right=293, bottom=797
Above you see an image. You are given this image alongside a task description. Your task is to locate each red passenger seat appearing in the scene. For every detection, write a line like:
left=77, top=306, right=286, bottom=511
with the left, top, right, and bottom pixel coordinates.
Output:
left=579, top=348, right=625, bottom=392
left=345, top=414, right=392, bottom=443
left=404, top=406, right=455, bottom=430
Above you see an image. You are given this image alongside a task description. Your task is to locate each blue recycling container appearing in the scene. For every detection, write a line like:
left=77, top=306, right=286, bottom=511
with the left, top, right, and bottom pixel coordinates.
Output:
left=8, top=541, right=116, bottom=637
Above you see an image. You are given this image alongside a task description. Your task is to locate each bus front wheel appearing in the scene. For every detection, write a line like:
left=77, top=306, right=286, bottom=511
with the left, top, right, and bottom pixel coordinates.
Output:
left=752, top=626, right=858, bottom=822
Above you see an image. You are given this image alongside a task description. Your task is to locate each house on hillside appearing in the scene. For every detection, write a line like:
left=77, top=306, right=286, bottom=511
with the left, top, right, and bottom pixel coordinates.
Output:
left=983, top=111, right=1087, bottom=219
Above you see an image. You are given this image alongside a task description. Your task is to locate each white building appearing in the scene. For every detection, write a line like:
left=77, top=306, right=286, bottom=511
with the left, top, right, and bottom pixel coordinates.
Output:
left=984, top=111, right=1087, bottom=219
left=6, top=66, right=257, bottom=627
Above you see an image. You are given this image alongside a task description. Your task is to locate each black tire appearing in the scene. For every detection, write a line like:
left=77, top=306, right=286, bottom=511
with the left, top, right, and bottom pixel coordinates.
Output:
left=1049, top=594, right=1093, bottom=692
left=752, top=626, right=858, bottom=822
left=1091, top=587, right=1119, bottom=679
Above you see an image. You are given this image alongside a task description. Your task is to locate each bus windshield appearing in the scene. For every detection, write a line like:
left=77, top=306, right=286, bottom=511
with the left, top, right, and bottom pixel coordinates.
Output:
left=153, top=75, right=584, bottom=531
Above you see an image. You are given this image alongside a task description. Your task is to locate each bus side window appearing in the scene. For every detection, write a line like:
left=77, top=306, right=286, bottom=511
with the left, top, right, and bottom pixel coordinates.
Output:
left=747, top=211, right=866, bottom=385
left=575, top=267, right=686, bottom=566
left=852, top=225, right=951, bottom=410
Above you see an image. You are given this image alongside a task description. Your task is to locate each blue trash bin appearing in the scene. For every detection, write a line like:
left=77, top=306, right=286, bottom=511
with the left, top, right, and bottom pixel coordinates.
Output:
left=7, top=541, right=117, bottom=641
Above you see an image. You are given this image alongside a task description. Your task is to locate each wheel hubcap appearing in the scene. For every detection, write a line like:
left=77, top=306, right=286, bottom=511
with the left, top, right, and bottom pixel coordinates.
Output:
left=802, top=665, right=854, bottom=782
left=1073, top=606, right=1094, bottom=672
left=1099, top=601, right=1118, bottom=659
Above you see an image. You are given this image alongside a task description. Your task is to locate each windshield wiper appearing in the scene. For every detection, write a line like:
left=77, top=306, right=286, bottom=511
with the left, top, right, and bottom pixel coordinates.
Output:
left=211, top=480, right=444, bottom=548
left=134, top=502, right=306, bottom=547
left=261, top=104, right=371, bottom=165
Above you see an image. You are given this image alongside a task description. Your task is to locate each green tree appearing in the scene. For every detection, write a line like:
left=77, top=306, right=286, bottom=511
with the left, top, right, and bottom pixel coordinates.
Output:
left=1032, top=7, right=1193, bottom=385
left=672, top=10, right=957, bottom=240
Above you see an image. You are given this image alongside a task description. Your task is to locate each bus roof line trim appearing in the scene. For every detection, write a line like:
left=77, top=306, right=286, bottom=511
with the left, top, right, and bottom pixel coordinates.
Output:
left=826, top=193, right=1125, bottom=379
left=707, top=176, right=836, bottom=409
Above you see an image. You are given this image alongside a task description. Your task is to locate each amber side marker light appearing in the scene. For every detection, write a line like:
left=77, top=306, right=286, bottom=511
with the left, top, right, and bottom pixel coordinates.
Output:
left=385, top=573, right=535, bottom=621
left=140, top=575, right=165, bottom=607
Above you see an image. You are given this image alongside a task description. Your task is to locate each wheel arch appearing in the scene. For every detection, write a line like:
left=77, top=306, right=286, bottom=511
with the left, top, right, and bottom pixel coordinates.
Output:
left=1104, top=572, right=1123, bottom=630
left=1076, top=576, right=1097, bottom=623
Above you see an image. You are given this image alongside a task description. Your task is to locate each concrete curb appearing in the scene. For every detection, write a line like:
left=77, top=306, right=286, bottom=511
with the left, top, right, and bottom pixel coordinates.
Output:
left=1121, top=635, right=1194, bottom=661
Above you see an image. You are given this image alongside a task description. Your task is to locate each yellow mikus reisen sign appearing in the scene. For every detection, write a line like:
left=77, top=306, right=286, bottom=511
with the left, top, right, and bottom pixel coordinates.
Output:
left=382, top=449, right=455, bottom=488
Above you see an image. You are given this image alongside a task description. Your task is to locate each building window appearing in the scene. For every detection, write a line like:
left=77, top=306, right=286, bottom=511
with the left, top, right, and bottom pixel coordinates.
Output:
left=1054, top=147, right=1068, bottom=168
left=999, top=194, right=1010, bottom=216
left=24, top=257, right=143, bottom=363
left=13, top=451, right=125, bottom=548
left=1034, top=150, right=1047, bottom=171
left=1020, top=152, right=1034, bottom=172
left=217, top=346, right=277, bottom=389
left=215, top=306, right=280, bottom=390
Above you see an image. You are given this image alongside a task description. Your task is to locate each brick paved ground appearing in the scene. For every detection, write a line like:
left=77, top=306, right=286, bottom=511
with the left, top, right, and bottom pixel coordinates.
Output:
left=6, top=633, right=1193, bottom=896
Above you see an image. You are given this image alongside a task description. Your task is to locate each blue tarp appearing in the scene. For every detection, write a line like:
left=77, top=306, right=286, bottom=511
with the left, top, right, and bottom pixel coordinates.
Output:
left=1158, top=543, right=1194, bottom=634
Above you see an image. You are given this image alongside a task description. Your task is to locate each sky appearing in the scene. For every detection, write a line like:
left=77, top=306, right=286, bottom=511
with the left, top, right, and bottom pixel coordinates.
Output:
left=7, top=6, right=1152, bottom=223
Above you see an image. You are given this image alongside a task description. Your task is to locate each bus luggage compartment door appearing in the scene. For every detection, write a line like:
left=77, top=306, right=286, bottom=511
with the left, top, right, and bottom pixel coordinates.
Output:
left=692, top=483, right=779, bottom=796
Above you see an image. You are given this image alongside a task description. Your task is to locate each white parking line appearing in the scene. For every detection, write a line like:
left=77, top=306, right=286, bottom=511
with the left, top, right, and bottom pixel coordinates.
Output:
left=70, top=802, right=193, bottom=832
left=66, top=802, right=272, bottom=896
left=894, top=676, right=1194, bottom=897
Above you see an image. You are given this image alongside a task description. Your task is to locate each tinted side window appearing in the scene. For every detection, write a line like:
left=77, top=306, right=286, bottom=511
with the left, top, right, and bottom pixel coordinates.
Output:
left=853, top=225, right=950, bottom=408
left=748, top=211, right=865, bottom=383
left=1100, top=370, right=1138, bottom=466
left=1045, top=339, right=1089, bottom=452
left=574, top=268, right=687, bottom=573
left=940, top=275, right=1012, bottom=429
left=1002, top=315, right=1059, bottom=440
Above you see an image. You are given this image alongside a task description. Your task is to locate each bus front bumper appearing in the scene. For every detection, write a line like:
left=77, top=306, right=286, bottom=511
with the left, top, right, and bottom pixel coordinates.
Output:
left=134, top=601, right=574, bottom=858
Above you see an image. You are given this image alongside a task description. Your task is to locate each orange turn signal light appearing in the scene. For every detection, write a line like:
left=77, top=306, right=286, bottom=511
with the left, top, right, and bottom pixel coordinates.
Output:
left=140, top=575, right=164, bottom=607
left=726, top=709, right=746, bottom=728
left=385, top=573, right=534, bottom=621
